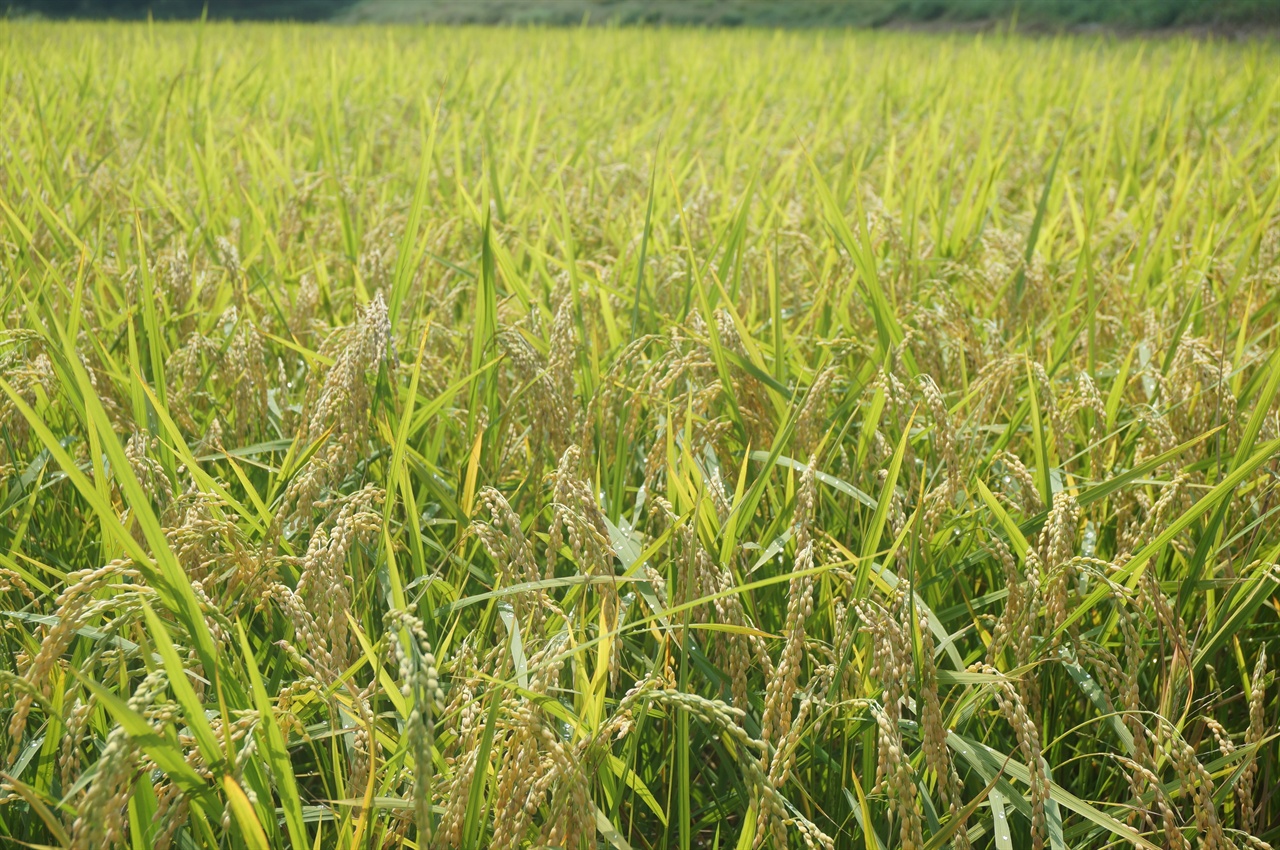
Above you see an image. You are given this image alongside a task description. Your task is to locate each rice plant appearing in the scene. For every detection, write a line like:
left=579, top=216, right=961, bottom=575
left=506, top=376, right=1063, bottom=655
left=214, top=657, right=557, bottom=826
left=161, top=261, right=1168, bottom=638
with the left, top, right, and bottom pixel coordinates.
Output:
left=1, top=19, right=1279, bottom=850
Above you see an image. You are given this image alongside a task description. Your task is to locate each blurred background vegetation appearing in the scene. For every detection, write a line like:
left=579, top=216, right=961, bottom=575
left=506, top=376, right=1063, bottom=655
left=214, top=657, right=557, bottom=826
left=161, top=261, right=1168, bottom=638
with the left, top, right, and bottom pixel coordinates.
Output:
left=4, top=0, right=1278, bottom=28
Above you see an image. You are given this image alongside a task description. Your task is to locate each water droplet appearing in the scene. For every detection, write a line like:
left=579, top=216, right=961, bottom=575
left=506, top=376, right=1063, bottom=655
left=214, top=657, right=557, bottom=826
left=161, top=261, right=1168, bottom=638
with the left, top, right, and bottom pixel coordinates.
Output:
left=1082, top=520, right=1098, bottom=558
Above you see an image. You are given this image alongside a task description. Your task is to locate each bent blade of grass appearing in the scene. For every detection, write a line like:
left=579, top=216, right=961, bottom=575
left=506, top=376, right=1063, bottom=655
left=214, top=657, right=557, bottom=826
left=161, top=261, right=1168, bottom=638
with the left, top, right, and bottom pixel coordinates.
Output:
left=975, top=478, right=1031, bottom=558
left=139, top=599, right=225, bottom=770
left=752, top=450, right=877, bottom=509
left=462, top=694, right=501, bottom=850
left=1181, top=343, right=1280, bottom=607
left=988, top=787, right=1014, bottom=850
left=962, top=428, right=1219, bottom=572
left=810, top=157, right=909, bottom=371
left=857, top=411, right=914, bottom=595
left=1193, top=548, right=1280, bottom=670
left=0, top=772, right=70, bottom=848
left=922, top=768, right=1005, bottom=850
left=76, top=674, right=217, bottom=808
left=1061, top=434, right=1280, bottom=636
left=595, top=801, right=635, bottom=850
left=948, top=730, right=1160, bottom=850
left=223, top=775, right=271, bottom=850
left=721, top=395, right=801, bottom=562
left=237, top=621, right=308, bottom=850
left=0, top=372, right=220, bottom=678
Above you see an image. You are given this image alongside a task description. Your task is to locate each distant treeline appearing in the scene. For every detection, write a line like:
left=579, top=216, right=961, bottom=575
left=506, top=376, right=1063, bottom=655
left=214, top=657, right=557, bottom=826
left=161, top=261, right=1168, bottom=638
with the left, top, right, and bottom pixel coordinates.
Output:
left=3, top=0, right=353, bottom=19
left=4, top=0, right=1278, bottom=27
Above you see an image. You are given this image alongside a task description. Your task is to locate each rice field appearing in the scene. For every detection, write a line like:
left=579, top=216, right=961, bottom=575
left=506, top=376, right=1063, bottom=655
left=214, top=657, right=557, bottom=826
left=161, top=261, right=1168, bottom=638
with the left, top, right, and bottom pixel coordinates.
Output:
left=1, top=20, right=1279, bottom=850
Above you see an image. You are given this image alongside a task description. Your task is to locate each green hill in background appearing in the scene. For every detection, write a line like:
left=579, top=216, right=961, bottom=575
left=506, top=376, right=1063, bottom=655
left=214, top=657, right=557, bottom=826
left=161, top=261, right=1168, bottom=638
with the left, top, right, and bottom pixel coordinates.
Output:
left=4, top=0, right=1278, bottom=28
left=342, top=0, right=1280, bottom=29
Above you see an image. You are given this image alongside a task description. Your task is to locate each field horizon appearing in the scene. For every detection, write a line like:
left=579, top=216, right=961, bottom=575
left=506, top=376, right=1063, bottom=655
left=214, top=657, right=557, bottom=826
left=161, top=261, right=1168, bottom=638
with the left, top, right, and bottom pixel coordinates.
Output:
left=4, top=0, right=1280, bottom=30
